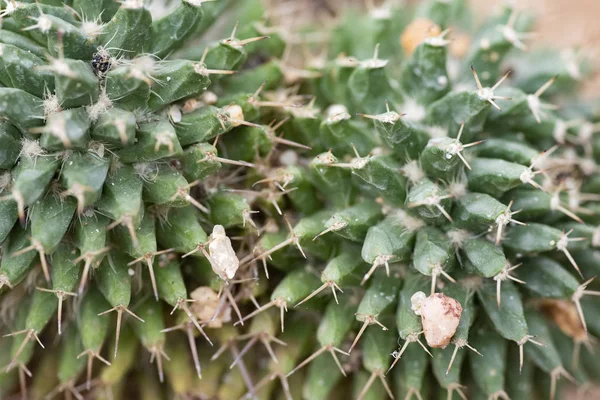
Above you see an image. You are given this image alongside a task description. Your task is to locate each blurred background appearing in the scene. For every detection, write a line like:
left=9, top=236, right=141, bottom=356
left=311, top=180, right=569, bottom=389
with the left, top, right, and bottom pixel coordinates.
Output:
left=266, top=0, right=600, bottom=98
left=469, top=0, right=600, bottom=97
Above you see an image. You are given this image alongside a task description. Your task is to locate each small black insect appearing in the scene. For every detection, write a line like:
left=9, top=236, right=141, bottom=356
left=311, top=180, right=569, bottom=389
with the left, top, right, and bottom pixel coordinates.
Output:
left=91, top=51, right=112, bottom=77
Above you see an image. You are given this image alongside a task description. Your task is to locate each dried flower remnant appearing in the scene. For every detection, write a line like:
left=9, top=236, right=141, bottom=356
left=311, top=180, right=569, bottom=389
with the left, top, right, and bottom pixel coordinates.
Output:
left=412, top=291, right=462, bottom=348
left=190, top=286, right=232, bottom=328
left=208, top=225, right=240, bottom=281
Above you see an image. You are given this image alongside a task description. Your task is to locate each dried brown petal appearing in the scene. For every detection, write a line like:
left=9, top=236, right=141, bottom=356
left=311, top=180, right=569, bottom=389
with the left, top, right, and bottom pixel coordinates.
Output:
left=540, top=299, right=587, bottom=340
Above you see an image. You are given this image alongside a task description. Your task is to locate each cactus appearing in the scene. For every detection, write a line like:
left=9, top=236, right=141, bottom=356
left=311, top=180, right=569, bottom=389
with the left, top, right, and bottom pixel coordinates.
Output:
left=0, top=0, right=600, bottom=399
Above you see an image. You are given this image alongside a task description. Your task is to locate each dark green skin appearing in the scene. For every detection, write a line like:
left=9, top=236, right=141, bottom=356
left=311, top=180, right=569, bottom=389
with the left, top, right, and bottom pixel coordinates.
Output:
left=432, top=344, right=468, bottom=389
left=104, top=66, right=151, bottom=112
left=0, top=226, right=37, bottom=288
left=316, top=299, right=357, bottom=347
left=549, top=326, right=589, bottom=385
left=96, top=165, right=144, bottom=228
left=149, top=2, right=204, bottom=59
left=372, top=118, right=429, bottom=163
left=518, top=257, right=579, bottom=299
left=352, top=156, right=408, bottom=206
left=506, top=348, right=535, bottom=400
left=0, top=198, right=18, bottom=244
left=271, top=268, right=322, bottom=305
left=401, top=41, right=450, bottom=104
left=502, top=188, right=551, bottom=221
left=0, top=43, right=54, bottom=98
left=503, top=223, right=562, bottom=253
left=406, top=179, right=452, bottom=226
left=55, top=59, right=99, bottom=109
left=0, top=123, right=21, bottom=170
left=354, top=369, right=387, bottom=400
left=131, top=298, right=166, bottom=349
left=26, top=290, right=59, bottom=332
left=394, top=336, right=430, bottom=395
left=78, top=285, right=110, bottom=351
left=419, top=137, right=463, bottom=182
left=255, top=231, right=305, bottom=272
left=478, top=281, right=529, bottom=342
left=30, top=194, right=77, bottom=253
left=572, top=248, right=600, bottom=278
left=476, top=138, right=538, bottom=165
left=74, top=212, right=109, bottom=256
left=0, top=30, right=47, bottom=58
left=117, top=119, right=183, bottom=163
left=348, top=64, right=396, bottom=115
left=362, top=322, right=397, bottom=372
left=141, top=164, right=188, bottom=207
left=156, top=206, right=207, bottom=254
left=208, top=191, right=252, bottom=228
left=461, top=237, right=506, bottom=278
left=219, top=125, right=272, bottom=162
left=9, top=3, right=78, bottom=46
left=178, top=142, right=222, bottom=181
left=361, top=216, right=416, bottom=265
left=91, top=108, right=137, bottom=148
left=112, top=212, right=156, bottom=259
left=72, top=0, right=120, bottom=22
left=413, top=226, right=455, bottom=277
left=293, top=210, right=341, bottom=261
left=61, top=150, right=110, bottom=208
left=357, top=270, right=400, bottom=318
left=50, top=244, right=81, bottom=293
left=319, top=117, right=376, bottom=156
left=396, top=273, right=428, bottom=339
left=523, top=310, right=563, bottom=374
left=0, top=88, right=44, bottom=133
left=303, top=348, right=345, bottom=400
left=175, top=106, right=233, bottom=146
left=425, top=91, right=490, bottom=142
left=285, top=165, right=323, bottom=215
left=10, top=150, right=59, bottom=207
left=469, top=324, right=508, bottom=397
left=148, top=60, right=211, bottom=110
left=324, top=200, right=383, bottom=242
left=96, top=252, right=133, bottom=308
left=310, top=152, right=357, bottom=209
left=100, top=5, right=152, bottom=57
left=203, top=41, right=248, bottom=73
left=466, top=158, right=527, bottom=198
left=155, top=259, right=188, bottom=308
left=46, top=15, right=98, bottom=60
left=452, top=192, right=507, bottom=231
left=40, top=108, right=91, bottom=151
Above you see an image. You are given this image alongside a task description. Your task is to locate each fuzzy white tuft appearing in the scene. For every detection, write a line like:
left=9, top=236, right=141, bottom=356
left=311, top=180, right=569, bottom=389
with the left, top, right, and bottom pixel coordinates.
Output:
left=393, top=209, right=425, bottom=232
left=447, top=180, right=467, bottom=199
left=0, top=171, right=11, bottom=194
left=401, top=160, right=425, bottom=184
left=43, top=93, right=62, bottom=117
left=19, top=139, right=46, bottom=160
left=86, top=90, right=113, bottom=122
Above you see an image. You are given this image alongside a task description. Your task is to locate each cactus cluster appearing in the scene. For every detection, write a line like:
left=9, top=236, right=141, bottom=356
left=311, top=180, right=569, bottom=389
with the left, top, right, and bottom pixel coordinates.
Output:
left=1, top=0, right=600, bottom=399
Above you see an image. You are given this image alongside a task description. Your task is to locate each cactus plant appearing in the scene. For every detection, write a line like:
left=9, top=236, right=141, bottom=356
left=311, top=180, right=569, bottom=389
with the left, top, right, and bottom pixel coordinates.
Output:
left=1, top=0, right=600, bottom=399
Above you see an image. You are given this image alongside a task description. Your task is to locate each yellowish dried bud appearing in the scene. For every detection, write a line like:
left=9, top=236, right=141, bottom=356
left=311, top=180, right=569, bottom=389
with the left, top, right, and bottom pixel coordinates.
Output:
left=401, top=18, right=441, bottom=56
left=190, top=286, right=231, bottom=328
